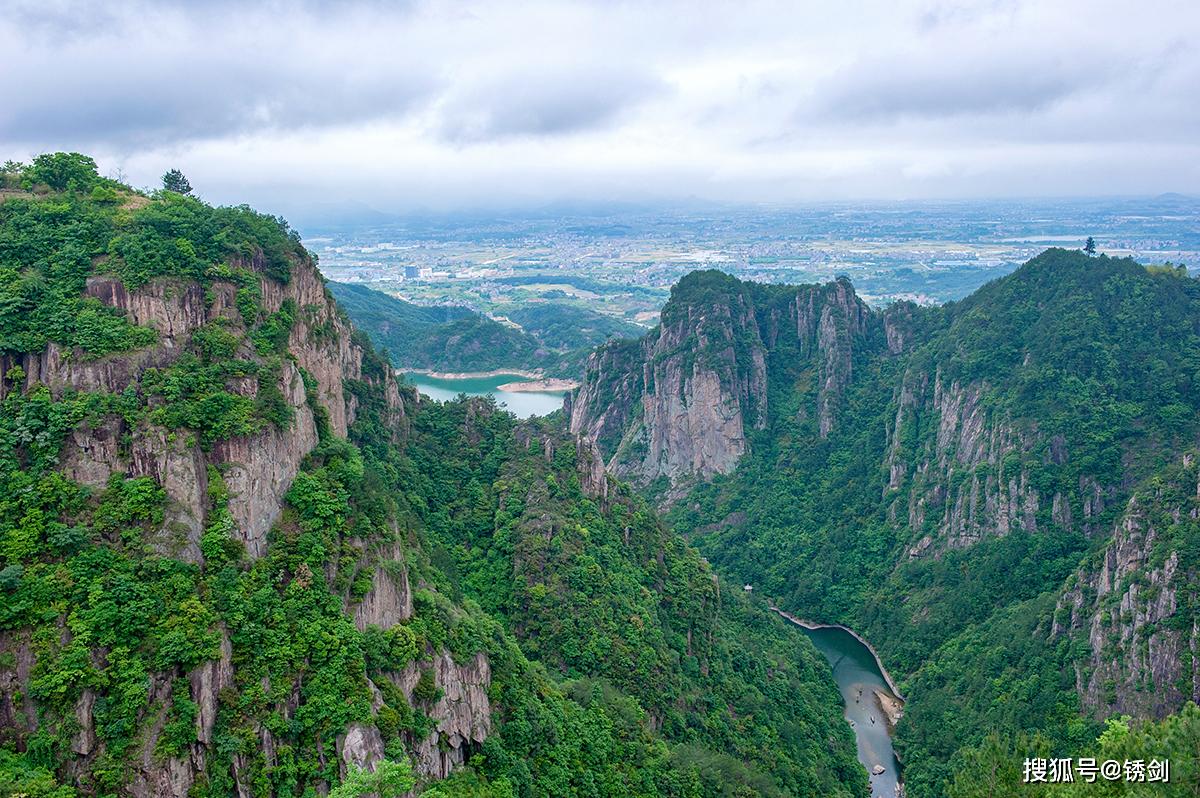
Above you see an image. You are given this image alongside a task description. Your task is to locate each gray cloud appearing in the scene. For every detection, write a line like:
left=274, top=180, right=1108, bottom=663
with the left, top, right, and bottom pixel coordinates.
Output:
left=1, top=0, right=1197, bottom=205
left=811, top=53, right=1117, bottom=121
left=0, top=2, right=436, bottom=148
left=435, top=65, right=666, bottom=143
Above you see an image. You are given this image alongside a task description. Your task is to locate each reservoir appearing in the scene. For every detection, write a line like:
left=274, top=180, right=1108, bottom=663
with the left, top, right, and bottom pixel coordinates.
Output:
left=402, top=372, right=567, bottom=419
left=778, top=613, right=904, bottom=798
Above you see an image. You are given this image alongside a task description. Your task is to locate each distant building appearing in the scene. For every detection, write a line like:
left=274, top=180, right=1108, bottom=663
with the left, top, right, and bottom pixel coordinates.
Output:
left=743, top=584, right=753, bottom=592
left=404, top=265, right=420, bottom=279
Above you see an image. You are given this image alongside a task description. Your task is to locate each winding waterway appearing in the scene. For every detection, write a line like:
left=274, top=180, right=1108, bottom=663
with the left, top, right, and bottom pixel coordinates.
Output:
left=402, top=372, right=567, bottom=419
left=776, top=612, right=904, bottom=798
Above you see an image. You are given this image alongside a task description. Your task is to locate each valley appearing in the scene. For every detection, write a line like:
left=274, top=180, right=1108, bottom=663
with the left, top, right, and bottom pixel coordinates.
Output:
left=1, top=155, right=1198, bottom=798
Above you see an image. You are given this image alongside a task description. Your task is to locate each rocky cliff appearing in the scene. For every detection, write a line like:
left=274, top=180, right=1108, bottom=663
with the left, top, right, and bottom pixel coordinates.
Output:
left=568, top=271, right=877, bottom=490
left=569, top=251, right=1200, bottom=781
left=0, top=201, right=496, bottom=795
left=5, top=251, right=388, bottom=562
left=1053, top=454, right=1200, bottom=719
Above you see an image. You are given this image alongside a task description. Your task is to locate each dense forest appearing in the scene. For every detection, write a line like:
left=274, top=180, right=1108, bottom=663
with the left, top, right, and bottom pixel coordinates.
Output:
left=3, top=153, right=1197, bottom=798
left=329, top=282, right=641, bottom=378
left=572, top=254, right=1200, bottom=796
left=0, top=154, right=865, bottom=797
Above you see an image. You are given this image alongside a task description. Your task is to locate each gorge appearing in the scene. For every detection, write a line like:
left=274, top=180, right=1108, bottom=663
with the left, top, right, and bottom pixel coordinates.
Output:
left=568, top=253, right=1200, bottom=796
left=2, top=154, right=1199, bottom=798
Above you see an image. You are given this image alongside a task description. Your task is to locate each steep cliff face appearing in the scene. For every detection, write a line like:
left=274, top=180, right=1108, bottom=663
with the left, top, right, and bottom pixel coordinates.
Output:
left=20, top=254, right=389, bottom=563
left=889, top=374, right=1043, bottom=557
left=568, top=271, right=877, bottom=489
left=1053, top=455, right=1200, bottom=719
left=389, top=652, right=492, bottom=780
left=568, top=277, right=767, bottom=488
left=573, top=251, right=1200, bottom=796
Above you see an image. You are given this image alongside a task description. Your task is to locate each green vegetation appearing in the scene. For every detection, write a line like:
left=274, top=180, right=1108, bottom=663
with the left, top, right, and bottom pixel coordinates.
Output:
left=654, top=250, right=1200, bottom=796
left=161, top=169, right=192, bottom=196
left=330, top=281, right=640, bottom=377
left=947, top=705, right=1199, bottom=797
left=504, top=303, right=642, bottom=352
left=0, top=157, right=864, bottom=797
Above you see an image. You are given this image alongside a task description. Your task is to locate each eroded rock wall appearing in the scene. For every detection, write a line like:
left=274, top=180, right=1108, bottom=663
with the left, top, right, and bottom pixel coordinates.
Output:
left=1053, top=457, right=1200, bottom=719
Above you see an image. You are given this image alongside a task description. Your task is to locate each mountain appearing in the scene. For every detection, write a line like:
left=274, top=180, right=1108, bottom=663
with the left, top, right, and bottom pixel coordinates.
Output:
left=505, top=303, right=643, bottom=353
left=330, top=281, right=642, bottom=377
left=0, top=155, right=864, bottom=797
left=568, top=251, right=1200, bottom=796
left=327, top=282, right=542, bottom=373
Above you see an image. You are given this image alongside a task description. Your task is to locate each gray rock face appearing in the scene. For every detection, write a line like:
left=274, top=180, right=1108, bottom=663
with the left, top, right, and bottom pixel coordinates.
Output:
left=212, top=360, right=319, bottom=558
left=569, top=276, right=872, bottom=490
left=126, top=676, right=197, bottom=798
left=22, top=254, right=401, bottom=565
left=353, top=553, right=414, bottom=631
left=575, top=435, right=610, bottom=503
left=71, top=690, right=97, bottom=755
left=337, top=723, right=386, bottom=774
left=1053, top=460, right=1200, bottom=719
left=258, top=255, right=363, bottom=438
left=392, top=652, right=492, bottom=780
left=0, top=632, right=37, bottom=746
left=189, top=629, right=234, bottom=746
left=893, top=375, right=1042, bottom=556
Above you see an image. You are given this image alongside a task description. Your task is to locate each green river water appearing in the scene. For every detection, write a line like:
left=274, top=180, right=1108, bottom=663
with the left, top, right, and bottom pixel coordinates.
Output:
left=793, top=622, right=903, bottom=798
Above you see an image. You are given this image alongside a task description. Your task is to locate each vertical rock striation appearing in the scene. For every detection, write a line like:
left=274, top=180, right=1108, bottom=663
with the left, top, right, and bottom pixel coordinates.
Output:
left=568, top=272, right=877, bottom=490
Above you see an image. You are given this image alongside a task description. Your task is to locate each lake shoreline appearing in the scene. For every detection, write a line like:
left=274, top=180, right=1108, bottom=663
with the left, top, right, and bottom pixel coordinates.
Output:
left=497, top=378, right=579, bottom=392
left=400, top=367, right=544, bottom=380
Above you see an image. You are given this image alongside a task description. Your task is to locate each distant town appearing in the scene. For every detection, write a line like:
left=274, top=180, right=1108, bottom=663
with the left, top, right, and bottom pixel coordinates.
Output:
left=302, top=195, right=1200, bottom=326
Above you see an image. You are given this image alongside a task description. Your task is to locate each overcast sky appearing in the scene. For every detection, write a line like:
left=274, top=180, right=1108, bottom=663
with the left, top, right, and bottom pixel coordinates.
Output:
left=2, top=0, right=1198, bottom=212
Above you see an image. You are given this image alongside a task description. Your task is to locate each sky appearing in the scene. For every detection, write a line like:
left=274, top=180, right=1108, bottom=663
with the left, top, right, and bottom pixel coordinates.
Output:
left=2, top=0, right=1198, bottom=213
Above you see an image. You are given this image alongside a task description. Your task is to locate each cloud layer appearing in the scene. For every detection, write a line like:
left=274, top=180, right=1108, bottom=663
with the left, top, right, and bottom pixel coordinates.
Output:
left=1, top=0, right=1197, bottom=209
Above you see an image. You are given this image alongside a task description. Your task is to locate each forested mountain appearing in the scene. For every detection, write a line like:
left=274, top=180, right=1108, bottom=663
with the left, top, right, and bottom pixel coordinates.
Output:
left=569, top=252, right=1200, bottom=796
left=0, top=154, right=865, bottom=797
left=329, top=282, right=641, bottom=377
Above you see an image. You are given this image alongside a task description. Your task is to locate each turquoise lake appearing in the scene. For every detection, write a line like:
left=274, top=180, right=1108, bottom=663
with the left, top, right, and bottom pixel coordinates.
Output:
left=402, top=373, right=568, bottom=419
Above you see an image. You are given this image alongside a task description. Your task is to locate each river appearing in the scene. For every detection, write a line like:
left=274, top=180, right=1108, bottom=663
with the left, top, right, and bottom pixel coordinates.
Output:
left=776, top=613, right=904, bottom=798
left=402, top=373, right=568, bottom=419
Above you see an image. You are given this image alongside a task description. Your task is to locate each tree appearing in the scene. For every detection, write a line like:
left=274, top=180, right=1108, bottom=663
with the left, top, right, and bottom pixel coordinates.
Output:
left=0, top=160, right=24, bottom=189
left=162, top=169, right=192, bottom=195
left=1083, top=236, right=1096, bottom=255
left=327, top=760, right=416, bottom=798
left=26, top=152, right=99, bottom=191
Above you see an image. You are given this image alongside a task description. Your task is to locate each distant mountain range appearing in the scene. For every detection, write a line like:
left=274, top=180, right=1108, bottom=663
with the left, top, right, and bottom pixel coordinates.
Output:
left=329, top=281, right=643, bottom=376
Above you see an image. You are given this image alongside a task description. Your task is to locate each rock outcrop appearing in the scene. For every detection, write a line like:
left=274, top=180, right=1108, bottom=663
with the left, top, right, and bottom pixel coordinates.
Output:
left=352, top=549, right=414, bottom=631
left=1052, top=456, right=1200, bottom=719
left=22, top=252, right=400, bottom=564
left=391, top=652, right=492, bottom=780
left=887, top=374, right=1044, bottom=557
left=568, top=272, right=877, bottom=490
left=0, top=632, right=36, bottom=748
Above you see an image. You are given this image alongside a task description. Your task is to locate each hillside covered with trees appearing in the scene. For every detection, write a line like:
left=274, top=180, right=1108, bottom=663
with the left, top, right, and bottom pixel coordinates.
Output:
left=329, top=282, right=641, bottom=378
left=0, top=154, right=865, bottom=797
left=570, top=251, right=1200, bottom=796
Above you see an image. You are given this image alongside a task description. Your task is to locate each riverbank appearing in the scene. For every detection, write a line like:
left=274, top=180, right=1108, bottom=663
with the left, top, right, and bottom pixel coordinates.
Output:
left=769, top=607, right=906, bottom=701
left=497, top=378, right=579, bottom=392
left=874, top=689, right=904, bottom=733
left=400, top=367, right=543, bottom=380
